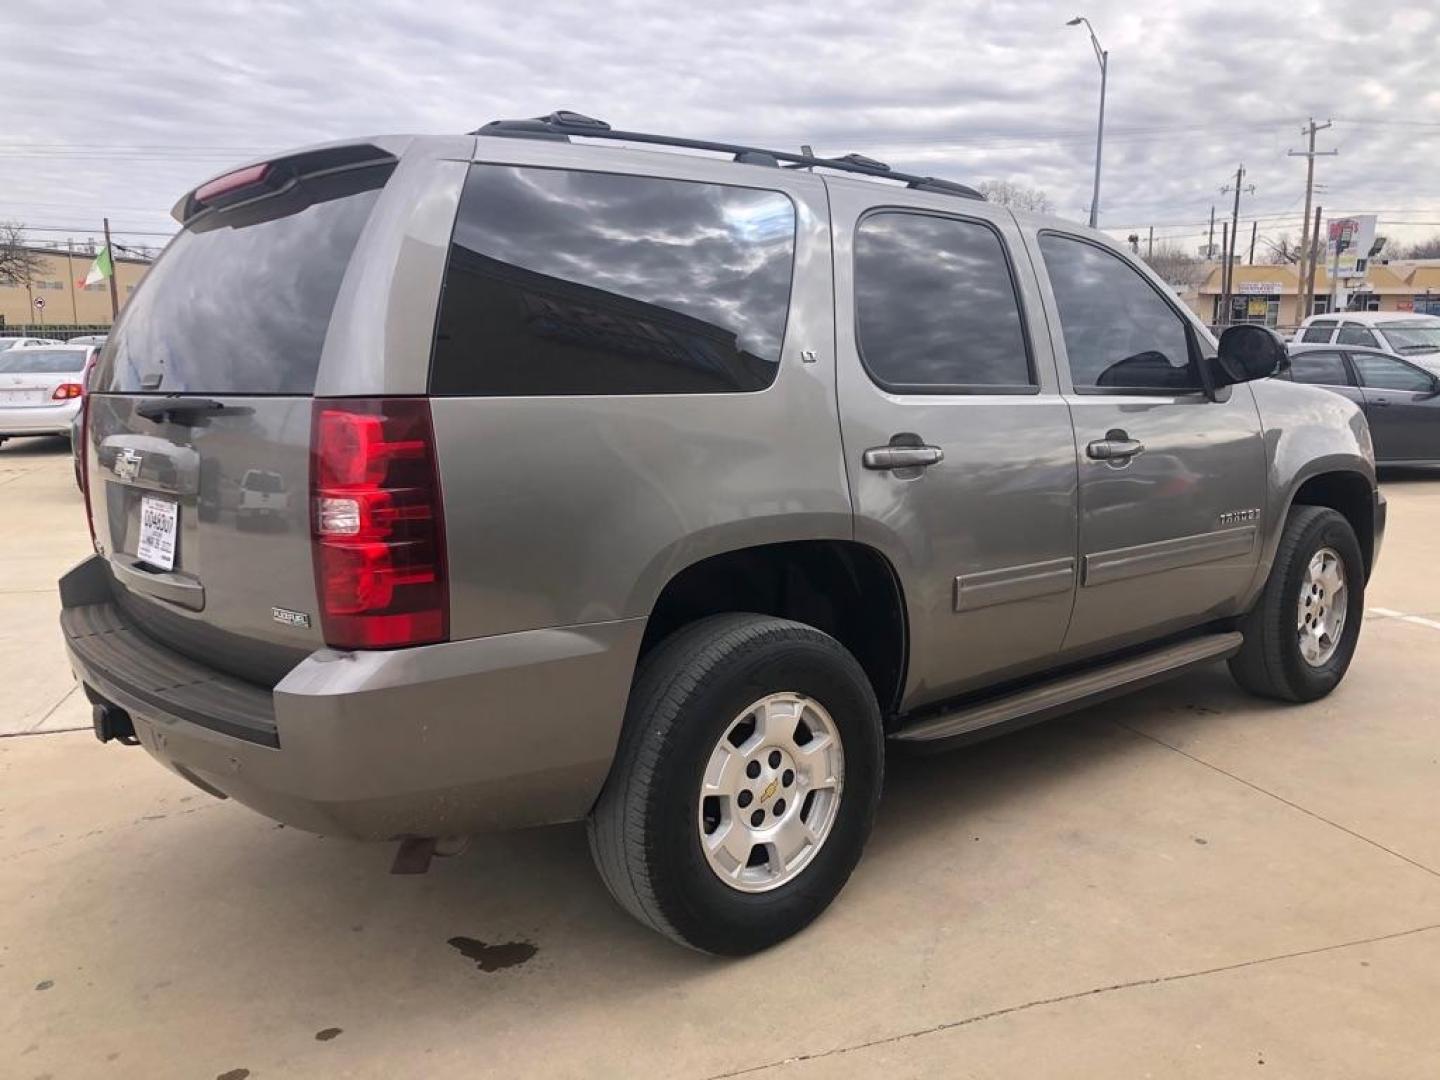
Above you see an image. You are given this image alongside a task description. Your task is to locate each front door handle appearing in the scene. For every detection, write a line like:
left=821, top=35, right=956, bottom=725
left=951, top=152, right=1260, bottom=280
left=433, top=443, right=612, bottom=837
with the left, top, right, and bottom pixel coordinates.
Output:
left=1086, top=433, right=1146, bottom=462
left=862, top=443, right=945, bottom=470
left=1371, top=397, right=1391, bottom=407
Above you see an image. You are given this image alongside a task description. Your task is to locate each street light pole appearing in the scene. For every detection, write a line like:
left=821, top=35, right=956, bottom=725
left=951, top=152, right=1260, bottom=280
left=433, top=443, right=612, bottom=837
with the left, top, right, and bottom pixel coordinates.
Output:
left=1068, top=16, right=1107, bottom=228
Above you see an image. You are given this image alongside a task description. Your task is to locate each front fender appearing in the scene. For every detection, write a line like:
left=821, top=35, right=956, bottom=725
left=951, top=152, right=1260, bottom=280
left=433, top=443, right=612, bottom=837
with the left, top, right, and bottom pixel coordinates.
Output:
left=1244, top=379, right=1378, bottom=607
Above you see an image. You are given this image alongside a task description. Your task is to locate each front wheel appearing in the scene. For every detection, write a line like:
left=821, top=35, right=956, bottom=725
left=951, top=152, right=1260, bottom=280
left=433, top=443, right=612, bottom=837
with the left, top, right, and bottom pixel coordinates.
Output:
left=1229, top=506, right=1365, bottom=702
left=588, top=614, right=883, bottom=955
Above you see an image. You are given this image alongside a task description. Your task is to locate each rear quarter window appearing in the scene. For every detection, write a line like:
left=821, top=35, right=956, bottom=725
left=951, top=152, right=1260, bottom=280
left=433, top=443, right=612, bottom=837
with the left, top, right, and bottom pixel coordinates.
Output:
left=429, top=165, right=797, bottom=396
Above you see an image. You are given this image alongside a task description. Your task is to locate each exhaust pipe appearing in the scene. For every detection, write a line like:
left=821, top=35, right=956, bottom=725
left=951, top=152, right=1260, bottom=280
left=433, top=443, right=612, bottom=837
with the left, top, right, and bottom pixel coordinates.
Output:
left=92, top=702, right=138, bottom=746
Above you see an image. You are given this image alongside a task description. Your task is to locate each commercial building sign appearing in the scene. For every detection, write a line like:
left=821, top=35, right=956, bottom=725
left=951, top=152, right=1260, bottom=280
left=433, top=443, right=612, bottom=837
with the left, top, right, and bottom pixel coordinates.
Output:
left=1237, top=281, right=1283, bottom=295
left=1326, top=215, right=1378, bottom=279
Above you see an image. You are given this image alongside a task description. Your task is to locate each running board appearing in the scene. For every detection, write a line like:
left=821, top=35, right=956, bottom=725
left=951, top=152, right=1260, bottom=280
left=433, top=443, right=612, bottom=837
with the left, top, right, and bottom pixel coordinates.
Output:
left=893, top=632, right=1243, bottom=744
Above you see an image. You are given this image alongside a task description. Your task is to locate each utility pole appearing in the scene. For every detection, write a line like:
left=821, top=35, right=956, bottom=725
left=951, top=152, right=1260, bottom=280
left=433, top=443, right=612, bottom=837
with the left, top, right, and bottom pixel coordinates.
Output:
left=1220, top=221, right=1230, bottom=324
left=1248, top=220, right=1257, bottom=265
left=1219, top=165, right=1256, bottom=327
left=1147, top=225, right=1154, bottom=259
left=1306, top=205, right=1323, bottom=316
left=1207, top=205, right=1216, bottom=259
left=102, top=218, right=120, bottom=322
left=1288, top=119, right=1335, bottom=322
left=65, top=238, right=79, bottom=325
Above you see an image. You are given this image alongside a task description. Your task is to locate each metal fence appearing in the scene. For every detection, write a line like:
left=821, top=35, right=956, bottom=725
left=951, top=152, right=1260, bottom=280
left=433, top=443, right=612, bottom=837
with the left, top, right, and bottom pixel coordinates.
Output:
left=0, top=323, right=110, bottom=341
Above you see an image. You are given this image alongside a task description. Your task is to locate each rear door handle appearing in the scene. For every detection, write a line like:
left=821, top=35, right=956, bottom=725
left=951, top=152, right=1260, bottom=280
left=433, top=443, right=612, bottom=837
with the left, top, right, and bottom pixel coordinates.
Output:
left=862, top=444, right=944, bottom=470
left=1371, top=397, right=1391, bottom=407
left=1086, top=435, right=1145, bottom=461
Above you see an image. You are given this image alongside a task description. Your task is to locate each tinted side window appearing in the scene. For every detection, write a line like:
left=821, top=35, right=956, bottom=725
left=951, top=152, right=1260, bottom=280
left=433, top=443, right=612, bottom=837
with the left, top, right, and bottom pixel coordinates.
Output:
left=1301, top=325, right=1336, bottom=343
left=1288, top=351, right=1349, bottom=385
left=853, top=212, right=1031, bottom=390
left=1336, top=326, right=1378, bottom=347
left=1038, top=234, right=1197, bottom=392
left=1351, top=353, right=1434, bottom=392
left=429, top=166, right=796, bottom=396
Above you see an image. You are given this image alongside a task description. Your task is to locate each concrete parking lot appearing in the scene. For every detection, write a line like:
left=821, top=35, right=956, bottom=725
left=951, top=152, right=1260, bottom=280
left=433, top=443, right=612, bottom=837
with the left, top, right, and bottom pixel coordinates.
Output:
left=3, top=436, right=1439, bottom=1079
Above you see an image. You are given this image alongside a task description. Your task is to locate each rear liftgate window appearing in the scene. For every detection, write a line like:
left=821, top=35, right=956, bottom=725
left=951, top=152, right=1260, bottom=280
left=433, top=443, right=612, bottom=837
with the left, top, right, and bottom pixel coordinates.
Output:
left=429, top=165, right=797, bottom=395
left=94, top=163, right=393, bottom=395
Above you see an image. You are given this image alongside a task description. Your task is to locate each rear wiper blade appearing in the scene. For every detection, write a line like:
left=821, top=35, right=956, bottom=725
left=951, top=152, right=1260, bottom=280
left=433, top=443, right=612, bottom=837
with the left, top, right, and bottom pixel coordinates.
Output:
left=134, top=397, right=231, bottom=425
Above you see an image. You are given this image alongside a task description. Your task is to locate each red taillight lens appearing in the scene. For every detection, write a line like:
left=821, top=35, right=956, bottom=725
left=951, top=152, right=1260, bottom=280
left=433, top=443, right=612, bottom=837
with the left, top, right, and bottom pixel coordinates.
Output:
left=311, top=399, right=447, bottom=649
left=52, top=383, right=82, bottom=400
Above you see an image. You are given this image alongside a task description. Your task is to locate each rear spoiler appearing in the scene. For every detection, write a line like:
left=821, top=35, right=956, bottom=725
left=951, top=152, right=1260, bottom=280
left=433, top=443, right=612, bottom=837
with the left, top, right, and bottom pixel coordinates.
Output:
left=172, top=140, right=400, bottom=225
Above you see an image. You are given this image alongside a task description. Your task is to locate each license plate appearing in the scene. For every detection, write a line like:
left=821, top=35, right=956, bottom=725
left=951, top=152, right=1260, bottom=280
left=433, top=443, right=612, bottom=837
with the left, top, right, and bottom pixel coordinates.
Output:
left=137, top=496, right=178, bottom=571
left=0, top=389, right=45, bottom=405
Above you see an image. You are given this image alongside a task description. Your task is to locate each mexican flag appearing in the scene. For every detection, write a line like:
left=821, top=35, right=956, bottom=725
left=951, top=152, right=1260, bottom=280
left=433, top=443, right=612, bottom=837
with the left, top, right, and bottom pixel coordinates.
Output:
left=78, top=246, right=112, bottom=288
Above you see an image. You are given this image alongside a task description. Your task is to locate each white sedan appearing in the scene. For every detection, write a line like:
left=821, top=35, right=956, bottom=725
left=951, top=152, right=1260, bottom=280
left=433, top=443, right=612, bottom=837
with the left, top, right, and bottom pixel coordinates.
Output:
left=0, top=344, right=92, bottom=447
left=0, top=336, right=61, bottom=352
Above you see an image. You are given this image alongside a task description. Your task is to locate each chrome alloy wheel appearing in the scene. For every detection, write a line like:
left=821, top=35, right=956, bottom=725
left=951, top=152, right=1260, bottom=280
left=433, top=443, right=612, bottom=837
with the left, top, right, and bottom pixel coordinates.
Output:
left=1298, top=546, right=1347, bottom=667
left=697, top=693, right=844, bottom=893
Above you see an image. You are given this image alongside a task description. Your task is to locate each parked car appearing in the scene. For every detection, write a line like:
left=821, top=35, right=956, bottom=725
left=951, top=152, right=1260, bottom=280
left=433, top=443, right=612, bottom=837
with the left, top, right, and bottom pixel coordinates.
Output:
left=236, top=468, right=290, bottom=525
left=1284, top=343, right=1440, bottom=464
left=0, top=336, right=61, bottom=352
left=65, top=334, right=108, bottom=347
left=60, top=114, right=1384, bottom=955
left=1293, top=311, right=1440, bottom=357
left=0, top=343, right=91, bottom=448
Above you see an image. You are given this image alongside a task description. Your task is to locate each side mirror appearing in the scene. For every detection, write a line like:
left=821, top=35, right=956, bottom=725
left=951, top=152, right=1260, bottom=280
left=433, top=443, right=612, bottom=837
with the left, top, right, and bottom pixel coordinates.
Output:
left=1214, top=325, right=1288, bottom=385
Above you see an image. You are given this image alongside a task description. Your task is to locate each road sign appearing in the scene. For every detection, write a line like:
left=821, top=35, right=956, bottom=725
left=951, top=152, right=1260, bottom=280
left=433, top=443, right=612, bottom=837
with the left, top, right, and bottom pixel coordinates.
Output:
left=33, top=296, right=45, bottom=309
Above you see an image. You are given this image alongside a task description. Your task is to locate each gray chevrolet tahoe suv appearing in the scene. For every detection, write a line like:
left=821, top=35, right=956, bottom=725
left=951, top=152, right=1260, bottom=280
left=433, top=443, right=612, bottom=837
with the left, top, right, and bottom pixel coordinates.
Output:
left=60, top=113, right=1384, bottom=955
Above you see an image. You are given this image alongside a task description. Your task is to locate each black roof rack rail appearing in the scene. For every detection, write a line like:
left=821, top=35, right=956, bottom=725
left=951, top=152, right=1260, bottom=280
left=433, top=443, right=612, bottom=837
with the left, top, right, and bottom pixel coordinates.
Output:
left=473, top=111, right=985, bottom=201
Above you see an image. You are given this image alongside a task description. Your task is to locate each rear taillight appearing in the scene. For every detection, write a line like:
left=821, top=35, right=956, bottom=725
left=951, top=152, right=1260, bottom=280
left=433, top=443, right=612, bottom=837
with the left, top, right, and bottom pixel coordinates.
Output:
left=52, top=383, right=82, bottom=400
left=310, top=399, right=448, bottom=649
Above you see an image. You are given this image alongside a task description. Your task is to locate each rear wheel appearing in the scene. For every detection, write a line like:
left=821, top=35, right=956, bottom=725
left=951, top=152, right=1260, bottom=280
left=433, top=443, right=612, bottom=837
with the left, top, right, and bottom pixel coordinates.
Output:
left=1230, top=506, right=1364, bottom=702
left=588, top=614, right=883, bottom=955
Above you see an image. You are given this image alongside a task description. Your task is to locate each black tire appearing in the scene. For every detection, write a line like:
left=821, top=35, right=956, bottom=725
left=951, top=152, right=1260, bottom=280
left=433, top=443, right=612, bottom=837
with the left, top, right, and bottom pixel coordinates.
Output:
left=1229, top=506, right=1364, bottom=702
left=588, top=613, right=884, bottom=955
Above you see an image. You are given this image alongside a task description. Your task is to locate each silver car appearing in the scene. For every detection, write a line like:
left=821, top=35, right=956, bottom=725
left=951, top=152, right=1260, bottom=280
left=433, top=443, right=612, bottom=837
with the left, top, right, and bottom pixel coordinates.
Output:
left=0, top=343, right=91, bottom=447
left=60, top=113, right=1383, bottom=954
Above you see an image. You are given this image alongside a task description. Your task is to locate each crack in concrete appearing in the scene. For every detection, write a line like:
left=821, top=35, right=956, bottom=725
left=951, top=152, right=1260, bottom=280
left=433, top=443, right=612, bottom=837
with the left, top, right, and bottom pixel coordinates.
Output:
left=21, top=682, right=80, bottom=734
left=1116, top=720, right=1440, bottom=880
left=9, top=803, right=220, bottom=859
left=708, top=922, right=1440, bottom=1078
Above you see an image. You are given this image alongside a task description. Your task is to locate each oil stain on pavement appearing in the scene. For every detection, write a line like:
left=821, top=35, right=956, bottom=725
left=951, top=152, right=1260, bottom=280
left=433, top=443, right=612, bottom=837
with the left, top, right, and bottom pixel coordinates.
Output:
left=447, top=935, right=537, bottom=972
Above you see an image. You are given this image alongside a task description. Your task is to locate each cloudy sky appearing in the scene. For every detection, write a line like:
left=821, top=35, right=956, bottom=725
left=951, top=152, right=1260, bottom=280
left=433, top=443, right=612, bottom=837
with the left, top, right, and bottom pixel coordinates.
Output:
left=3, top=0, right=1437, bottom=260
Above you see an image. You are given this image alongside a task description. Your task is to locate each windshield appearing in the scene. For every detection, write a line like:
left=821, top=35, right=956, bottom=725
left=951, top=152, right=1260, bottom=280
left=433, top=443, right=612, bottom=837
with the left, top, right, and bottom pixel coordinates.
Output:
left=1379, top=323, right=1440, bottom=353
left=0, top=349, right=87, bottom=373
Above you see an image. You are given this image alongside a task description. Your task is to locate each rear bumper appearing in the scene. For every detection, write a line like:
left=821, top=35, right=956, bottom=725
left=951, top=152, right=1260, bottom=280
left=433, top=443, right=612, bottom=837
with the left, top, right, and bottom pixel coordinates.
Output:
left=0, top=399, right=80, bottom=436
left=59, top=556, right=643, bottom=839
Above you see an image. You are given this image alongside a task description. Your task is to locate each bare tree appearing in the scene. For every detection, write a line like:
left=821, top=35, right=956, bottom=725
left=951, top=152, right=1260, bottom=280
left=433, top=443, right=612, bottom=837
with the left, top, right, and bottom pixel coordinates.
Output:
left=976, top=180, right=1055, bottom=215
left=1142, top=241, right=1204, bottom=289
left=0, top=221, right=44, bottom=289
left=1397, top=234, right=1440, bottom=259
left=1260, top=233, right=1304, bottom=265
